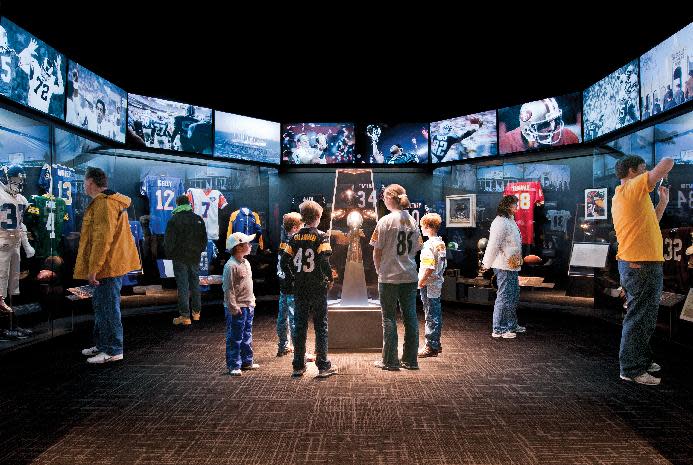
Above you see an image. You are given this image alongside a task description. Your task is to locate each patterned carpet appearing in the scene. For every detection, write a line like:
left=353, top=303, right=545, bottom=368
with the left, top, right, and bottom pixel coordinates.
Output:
left=1, top=304, right=692, bottom=465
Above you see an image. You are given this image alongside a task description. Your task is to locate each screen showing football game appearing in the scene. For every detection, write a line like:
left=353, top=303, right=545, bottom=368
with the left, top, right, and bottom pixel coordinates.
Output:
left=583, top=59, right=640, bottom=141
left=127, top=94, right=213, bottom=154
left=0, top=18, right=66, bottom=119
left=281, top=123, right=355, bottom=164
left=430, top=110, right=497, bottom=163
left=214, top=111, right=280, bottom=164
left=356, top=122, right=429, bottom=164
left=66, top=61, right=127, bottom=143
left=640, top=22, right=693, bottom=120
left=498, top=93, right=582, bottom=155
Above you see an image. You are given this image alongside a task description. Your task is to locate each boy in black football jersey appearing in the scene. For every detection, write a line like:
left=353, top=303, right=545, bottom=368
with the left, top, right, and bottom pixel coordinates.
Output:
left=280, top=200, right=338, bottom=378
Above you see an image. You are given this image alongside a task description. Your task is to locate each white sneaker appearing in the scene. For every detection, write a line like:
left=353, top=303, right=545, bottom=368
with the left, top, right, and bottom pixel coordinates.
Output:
left=648, top=362, right=661, bottom=372
left=241, top=363, right=260, bottom=371
left=620, top=372, right=660, bottom=385
left=81, top=346, right=99, bottom=356
left=501, top=332, right=517, bottom=339
left=513, top=325, right=526, bottom=333
left=228, top=369, right=242, bottom=376
left=491, top=332, right=503, bottom=338
left=87, top=352, right=123, bottom=364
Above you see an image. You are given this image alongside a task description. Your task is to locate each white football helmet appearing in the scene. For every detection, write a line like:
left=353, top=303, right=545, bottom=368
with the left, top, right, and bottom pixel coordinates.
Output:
left=519, top=98, right=564, bottom=145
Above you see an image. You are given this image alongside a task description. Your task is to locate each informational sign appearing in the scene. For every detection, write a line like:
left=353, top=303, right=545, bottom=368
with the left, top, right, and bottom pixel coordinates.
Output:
left=569, top=242, right=610, bottom=268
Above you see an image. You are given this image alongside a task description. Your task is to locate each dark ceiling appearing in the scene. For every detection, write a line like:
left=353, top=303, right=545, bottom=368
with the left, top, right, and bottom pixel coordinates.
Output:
left=2, top=3, right=692, bottom=123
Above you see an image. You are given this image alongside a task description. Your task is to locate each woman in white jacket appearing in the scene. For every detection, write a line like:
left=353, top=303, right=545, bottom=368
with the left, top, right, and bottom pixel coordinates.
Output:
left=481, top=195, right=525, bottom=339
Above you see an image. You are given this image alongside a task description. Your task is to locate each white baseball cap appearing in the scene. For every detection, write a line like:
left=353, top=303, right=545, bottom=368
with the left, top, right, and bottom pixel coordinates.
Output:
left=226, top=232, right=256, bottom=251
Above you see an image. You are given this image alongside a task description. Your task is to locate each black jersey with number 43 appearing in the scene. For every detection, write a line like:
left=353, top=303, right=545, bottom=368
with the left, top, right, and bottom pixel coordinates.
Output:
left=280, top=226, right=333, bottom=293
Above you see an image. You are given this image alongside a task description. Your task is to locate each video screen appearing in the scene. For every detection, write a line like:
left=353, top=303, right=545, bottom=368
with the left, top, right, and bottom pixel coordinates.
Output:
left=0, top=18, right=66, bottom=119
left=214, top=111, right=280, bottom=164
left=356, top=122, right=429, bottom=164
left=430, top=110, right=497, bottom=162
left=499, top=93, right=582, bottom=155
left=127, top=94, right=213, bottom=154
left=66, top=61, right=127, bottom=143
left=583, top=59, right=640, bottom=141
left=281, top=123, right=355, bottom=164
left=640, top=22, right=693, bottom=120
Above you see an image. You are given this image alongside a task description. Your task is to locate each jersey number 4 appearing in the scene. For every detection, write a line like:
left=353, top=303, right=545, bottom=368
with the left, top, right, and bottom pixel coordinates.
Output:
left=293, top=247, right=315, bottom=273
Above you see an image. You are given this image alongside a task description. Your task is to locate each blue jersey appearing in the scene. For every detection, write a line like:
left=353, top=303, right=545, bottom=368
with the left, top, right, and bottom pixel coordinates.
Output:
left=122, top=220, right=144, bottom=285
left=39, top=163, right=77, bottom=233
left=141, top=175, right=185, bottom=235
left=0, top=49, right=19, bottom=99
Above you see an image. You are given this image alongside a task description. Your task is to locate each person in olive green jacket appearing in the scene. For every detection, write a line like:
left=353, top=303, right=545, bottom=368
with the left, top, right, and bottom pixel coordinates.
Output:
left=74, top=167, right=141, bottom=364
left=164, top=195, right=207, bottom=326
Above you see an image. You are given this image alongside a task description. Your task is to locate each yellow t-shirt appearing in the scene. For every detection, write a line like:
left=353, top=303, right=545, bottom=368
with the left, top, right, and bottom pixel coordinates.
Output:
left=611, top=172, right=663, bottom=262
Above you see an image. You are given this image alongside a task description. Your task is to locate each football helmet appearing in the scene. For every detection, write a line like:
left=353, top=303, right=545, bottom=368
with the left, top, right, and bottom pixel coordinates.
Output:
left=519, top=98, right=564, bottom=145
left=186, top=105, right=195, bottom=117
left=441, top=122, right=453, bottom=135
left=41, top=57, right=53, bottom=77
left=625, top=64, right=634, bottom=77
left=1, top=164, right=26, bottom=194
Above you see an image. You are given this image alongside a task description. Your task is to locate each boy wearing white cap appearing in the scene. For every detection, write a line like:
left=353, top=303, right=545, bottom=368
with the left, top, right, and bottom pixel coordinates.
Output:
left=223, top=232, right=259, bottom=376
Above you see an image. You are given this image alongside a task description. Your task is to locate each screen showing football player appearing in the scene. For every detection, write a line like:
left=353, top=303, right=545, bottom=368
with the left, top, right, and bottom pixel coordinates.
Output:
left=431, top=117, right=482, bottom=163
left=500, top=98, right=579, bottom=154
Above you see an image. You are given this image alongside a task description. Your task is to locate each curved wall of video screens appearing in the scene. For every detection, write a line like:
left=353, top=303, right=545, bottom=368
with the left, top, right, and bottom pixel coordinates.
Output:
left=1, top=16, right=692, bottom=165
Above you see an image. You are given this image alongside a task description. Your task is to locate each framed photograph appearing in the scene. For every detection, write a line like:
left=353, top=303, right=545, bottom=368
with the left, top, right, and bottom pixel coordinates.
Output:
left=446, top=194, right=476, bottom=228
left=585, top=188, right=608, bottom=220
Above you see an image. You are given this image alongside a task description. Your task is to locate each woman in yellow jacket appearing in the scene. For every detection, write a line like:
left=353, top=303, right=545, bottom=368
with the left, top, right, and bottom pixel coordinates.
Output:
left=74, top=167, right=141, bottom=364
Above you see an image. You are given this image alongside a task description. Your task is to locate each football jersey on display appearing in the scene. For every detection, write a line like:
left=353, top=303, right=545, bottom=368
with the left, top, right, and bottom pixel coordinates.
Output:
left=25, top=195, right=68, bottom=258
left=186, top=188, right=228, bottom=240
left=39, top=163, right=77, bottom=233
left=662, top=227, right=693, bottom=294
left=503, top=181, right=544, bottom=245
left=141, top=175, right=185, bottom=235
left=0, top=189, right=28, bottom=233
left=546, top=209, right=571, bottom=233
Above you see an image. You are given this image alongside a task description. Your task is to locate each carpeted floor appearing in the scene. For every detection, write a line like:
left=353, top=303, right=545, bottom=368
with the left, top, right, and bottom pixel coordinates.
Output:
left=1, top=304, right=692, bottom=465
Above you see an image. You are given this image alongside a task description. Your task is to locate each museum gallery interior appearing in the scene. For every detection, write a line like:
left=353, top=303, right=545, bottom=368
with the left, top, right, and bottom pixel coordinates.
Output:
left=0, top=7, right=692, bottom=465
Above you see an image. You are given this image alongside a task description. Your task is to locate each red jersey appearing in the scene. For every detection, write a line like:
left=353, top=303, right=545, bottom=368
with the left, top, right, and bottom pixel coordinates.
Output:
left=499, top=127, right=580, bottom=154
left=503, top=181, right=545, bottom=244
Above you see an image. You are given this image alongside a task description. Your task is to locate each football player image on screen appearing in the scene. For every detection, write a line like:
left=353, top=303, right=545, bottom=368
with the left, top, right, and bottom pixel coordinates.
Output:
left=499, top=97, right=581, bottom=154
left=0, top=19, right=65, bottom=118
left=66, top=62, right=127, bottom=143
left=430, top=111, right=497, bottom=163
left=282, top=123, right=355, bottom=164
left=583, top=60, right=640, bottom=141
left=366, top=123, right=428, bottom=164
left=214, top=112, right=281, bottom=164
left=430, top=117, right=482, bottom=162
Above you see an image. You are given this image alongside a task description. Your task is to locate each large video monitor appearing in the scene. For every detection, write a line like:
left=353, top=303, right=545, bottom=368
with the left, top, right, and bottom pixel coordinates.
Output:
left=281, top=123, right=355, bottom=164
left=430, top=110, right=497, bottom=163
left=583, top=59, right=640, bottom=141
left=65, top=61, right=127, bottom=143
left=640, top=22, right=693, bottom=120
left=127, top=94, right=213, bottom=154
left=356, top=122, right=429, bottom=164
left=0, top=18, right=66, bottom=119
left=214, top=111, right=280, bottom=164
left=498, top=93, right=582, bottom=155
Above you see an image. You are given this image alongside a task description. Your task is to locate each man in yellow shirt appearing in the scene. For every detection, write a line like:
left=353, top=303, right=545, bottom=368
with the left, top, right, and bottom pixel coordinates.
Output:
left=612, top=155, right=673, bottom=385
